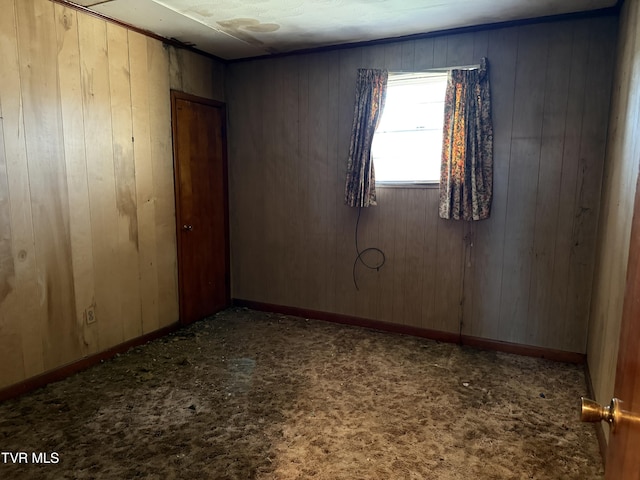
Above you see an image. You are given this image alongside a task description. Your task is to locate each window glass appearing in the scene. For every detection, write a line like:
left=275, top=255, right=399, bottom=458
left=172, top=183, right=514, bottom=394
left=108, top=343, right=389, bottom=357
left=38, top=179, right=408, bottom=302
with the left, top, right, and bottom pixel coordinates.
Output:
left=373, top=73, right=448, bottom=184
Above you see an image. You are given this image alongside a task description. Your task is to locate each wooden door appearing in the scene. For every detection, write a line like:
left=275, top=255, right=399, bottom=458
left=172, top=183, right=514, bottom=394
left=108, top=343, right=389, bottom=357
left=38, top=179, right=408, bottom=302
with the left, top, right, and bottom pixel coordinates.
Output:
left=171, top=91, right=230, bottom=325
left=606, top=174, right=640, bottom=478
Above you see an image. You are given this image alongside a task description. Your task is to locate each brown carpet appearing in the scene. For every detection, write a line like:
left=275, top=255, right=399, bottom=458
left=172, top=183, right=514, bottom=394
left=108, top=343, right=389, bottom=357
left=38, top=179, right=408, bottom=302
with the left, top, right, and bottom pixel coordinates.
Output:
left=0, top=308, right=603, bottom=479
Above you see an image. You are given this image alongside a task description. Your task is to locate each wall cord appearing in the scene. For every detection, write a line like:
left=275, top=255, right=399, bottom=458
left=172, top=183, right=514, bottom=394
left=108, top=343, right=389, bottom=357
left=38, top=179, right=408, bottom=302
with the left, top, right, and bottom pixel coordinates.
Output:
left=352, top=206, right=386, bottom=290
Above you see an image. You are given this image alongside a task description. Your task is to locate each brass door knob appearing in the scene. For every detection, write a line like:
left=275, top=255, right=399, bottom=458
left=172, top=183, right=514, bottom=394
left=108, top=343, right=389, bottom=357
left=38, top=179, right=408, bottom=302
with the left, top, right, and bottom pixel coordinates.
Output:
left=581, top=397, right=640, bottom=433
left=183, top=224, right=193, bottom=231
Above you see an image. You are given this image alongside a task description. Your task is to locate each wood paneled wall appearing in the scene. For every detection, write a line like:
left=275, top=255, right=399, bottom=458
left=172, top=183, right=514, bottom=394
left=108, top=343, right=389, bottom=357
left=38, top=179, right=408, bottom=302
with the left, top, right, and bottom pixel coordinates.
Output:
left=227, top=15, right=617, bottom=353
left=0, top=0, right=224, bottom=389
left=588, top=0, right=640, bottom=442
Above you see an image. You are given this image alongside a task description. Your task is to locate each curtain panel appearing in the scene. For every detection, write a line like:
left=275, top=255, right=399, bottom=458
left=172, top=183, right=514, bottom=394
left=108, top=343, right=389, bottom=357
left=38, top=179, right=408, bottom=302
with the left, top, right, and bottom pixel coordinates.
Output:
left=344, top=69, right=388, bottom=207
left=439, top=57, right=493, bottom=221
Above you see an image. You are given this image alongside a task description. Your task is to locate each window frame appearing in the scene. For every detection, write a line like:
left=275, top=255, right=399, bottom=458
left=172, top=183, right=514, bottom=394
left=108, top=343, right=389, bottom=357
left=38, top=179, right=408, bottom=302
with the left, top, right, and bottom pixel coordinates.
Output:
left=373, top=70, right=449, bottom=188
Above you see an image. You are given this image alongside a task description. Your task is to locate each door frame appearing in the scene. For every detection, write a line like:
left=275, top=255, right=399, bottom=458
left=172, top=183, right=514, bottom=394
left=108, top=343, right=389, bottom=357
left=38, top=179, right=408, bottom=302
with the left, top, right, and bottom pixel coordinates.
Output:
left=170, top=90, right=231, bottom=325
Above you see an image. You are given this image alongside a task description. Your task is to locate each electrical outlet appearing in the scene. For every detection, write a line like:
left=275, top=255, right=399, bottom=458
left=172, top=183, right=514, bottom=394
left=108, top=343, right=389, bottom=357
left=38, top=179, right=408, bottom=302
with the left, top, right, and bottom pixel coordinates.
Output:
left=85, top=306, right=96, bottom=325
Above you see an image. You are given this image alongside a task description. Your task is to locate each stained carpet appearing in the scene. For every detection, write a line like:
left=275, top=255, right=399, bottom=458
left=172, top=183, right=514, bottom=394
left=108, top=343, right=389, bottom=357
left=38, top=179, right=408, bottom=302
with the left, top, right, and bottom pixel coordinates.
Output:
left=0, top=308, right=603, bottom=479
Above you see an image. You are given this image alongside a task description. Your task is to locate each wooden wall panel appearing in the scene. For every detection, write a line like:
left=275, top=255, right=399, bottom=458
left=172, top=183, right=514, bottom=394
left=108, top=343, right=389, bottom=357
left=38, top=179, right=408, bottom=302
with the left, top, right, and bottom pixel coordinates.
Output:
left=0, top=64, right=23, bottom=387
left=306, top=53, right=331, bottom=311
left=463, top=27, right=518, bottom=341
left=497, top=24, right=548, bottom=344
left=332, top=49, right=362, bottom=316
left=564, top=19, right=616, bottom=353
left=55, top=4, right=97, bottom=354
left=525, top=25, right=572, bottom=348
left=78, top=13, right=123, bottom=351
left=0, top=0, right=225, bottom=390
left=228, top=16, right=617, bottom=353
left=16, top=0, right=80, bottom=367
left=107, top=22, right=142, bottom=342
left=402, top=189, right=427, bottom=326
left=169, top=48, right=225, bottom=102
left=146, top=39, right=177, bottom=329
left=380, top=50, right=402, bottom=316
left=281, top=56, right=302, bottom=309
left=0, top=0, right=44, bottom=383
left=548, top=21, right=590, bottom=350
left=271, top=58, right=289, bottom=305
left=129, top=31, right=159, bottom=335
left=419, top=189, right=440, bottom=330
left=588, top=0, right=640, bottom=443
left=227, top=60, right=263, bottom=302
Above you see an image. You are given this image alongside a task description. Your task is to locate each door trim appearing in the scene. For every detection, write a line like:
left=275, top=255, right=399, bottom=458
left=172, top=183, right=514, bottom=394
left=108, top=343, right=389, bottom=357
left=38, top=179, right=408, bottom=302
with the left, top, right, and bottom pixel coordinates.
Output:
left=170, top=90, right=231, bottom=325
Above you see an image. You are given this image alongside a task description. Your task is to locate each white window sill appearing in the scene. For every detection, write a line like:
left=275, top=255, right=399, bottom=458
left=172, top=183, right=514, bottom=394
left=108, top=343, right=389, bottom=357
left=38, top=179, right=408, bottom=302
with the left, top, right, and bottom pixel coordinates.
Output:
left=375, top=181, right=439, bottom=189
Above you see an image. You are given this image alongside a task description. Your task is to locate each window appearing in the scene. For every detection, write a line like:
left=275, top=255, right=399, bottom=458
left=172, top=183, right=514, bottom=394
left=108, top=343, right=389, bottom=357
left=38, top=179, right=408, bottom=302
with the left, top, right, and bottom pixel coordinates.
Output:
left=372, top=72, right=448, bottom=184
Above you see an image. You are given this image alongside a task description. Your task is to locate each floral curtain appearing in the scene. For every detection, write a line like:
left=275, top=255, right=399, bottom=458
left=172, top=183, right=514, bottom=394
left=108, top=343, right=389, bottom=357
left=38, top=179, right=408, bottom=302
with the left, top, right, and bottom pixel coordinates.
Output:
left=344, top=69, right=388, bottom=207
left=439, top=57, right=493, bottom=221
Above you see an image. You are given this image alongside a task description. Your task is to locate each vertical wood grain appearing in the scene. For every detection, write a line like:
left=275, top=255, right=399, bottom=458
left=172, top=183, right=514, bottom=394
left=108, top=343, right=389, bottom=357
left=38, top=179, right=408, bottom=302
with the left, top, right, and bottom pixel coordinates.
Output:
left=169, top=48, right=219, bottom=100
left=0, top=37, right=23, bottom=386
left=414, top=38, right=434, bottom=70
left=107, top=22, right=142, bottom=341
left=334, top=48, right=362, bottom=316
left=270, top=58, right=288, bottom=304
left=54, top=4, right=97, bottom=354
left=0, top=110, right=13, bottom=308
left=78, top=12, right=122, bottom=351
left=464, top=27, right=518, bottom=340
left=373, top=45, right=403, bottom=322
left=563, top=17, right=617, bottom=353
left=400, top=40, right=415, bottom=71
left=225, top=18, right=615, bottom=354
left=258, top=57, right=278, bottom=303
left=525, top=23, right=573, bottom=346
left=226, top=61, right=244, bottom=300
left=402, top=189, right=427, bottom=327
left=497, top=24, right=549, bottom=344
left=433, top=219, right=464, bottom=334
left=361, top=44, right=387, bottom=69
left=290, top=55, right=313, bottom=305
left=128, top=30, right=160, bottom=336
left=445, top=32, right=475, bottom=66
left=548, top=21, right=590, bottom=349
left=349, top=47, right=377, bottom=319
left=325, top=51, right=340, bottom=314
left=305, top=53, right=335, bottom=308
left=280, top=56, right=300, bottom=308
left=420, top=189, right=439, bottom=329
left=169, top=47, right=224, bottom=100
left=0, top=0, right=225, bottom=390
left=390, top=188, right=409, bottom=324
left=472, top=31, right=490, bottom=60
left=460, top=30, right=490, bottom=335
left=233, top=60, right=265, bottom=302
left=17, top=0, right=80, bottom=368
left=384, top=43, right=403, bottom=71
left=147, top=38, right=178, bottom=328
left=434, top=30, right=475, bottom=335
left=433, top=36, right=447, bottom=67
left=0, top=0, right=44, bottom=383
left=587, top=0, right=636, bottom=443
left=353, top=46, right=384, bottom=321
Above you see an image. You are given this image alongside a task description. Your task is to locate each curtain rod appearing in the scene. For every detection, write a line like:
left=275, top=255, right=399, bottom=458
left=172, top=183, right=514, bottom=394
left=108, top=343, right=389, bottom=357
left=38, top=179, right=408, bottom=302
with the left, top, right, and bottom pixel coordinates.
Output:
left=389, top=64, right=481, bottom=74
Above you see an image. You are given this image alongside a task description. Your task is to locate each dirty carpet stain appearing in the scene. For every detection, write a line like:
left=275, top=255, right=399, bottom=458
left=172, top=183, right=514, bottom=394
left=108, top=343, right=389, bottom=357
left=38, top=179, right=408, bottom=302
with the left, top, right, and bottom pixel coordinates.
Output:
left=0, top=308, right=604, bottom=479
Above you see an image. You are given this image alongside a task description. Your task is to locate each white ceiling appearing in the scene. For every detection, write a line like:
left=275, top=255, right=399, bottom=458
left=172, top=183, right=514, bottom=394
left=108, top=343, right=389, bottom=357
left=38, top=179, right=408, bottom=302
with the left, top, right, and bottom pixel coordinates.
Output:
left=72, top=0, right=617, bottom=60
